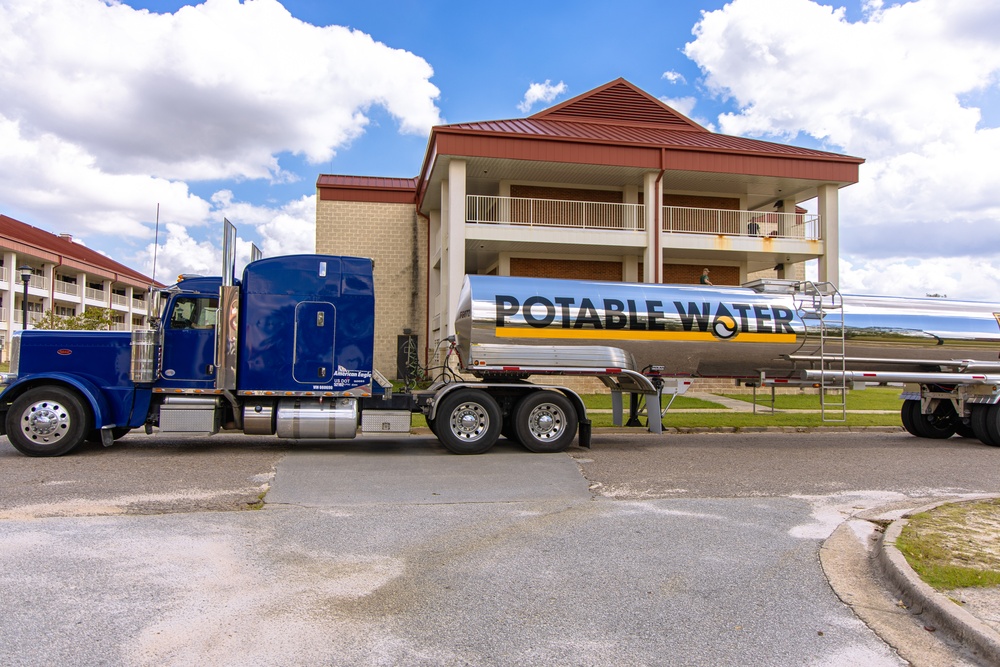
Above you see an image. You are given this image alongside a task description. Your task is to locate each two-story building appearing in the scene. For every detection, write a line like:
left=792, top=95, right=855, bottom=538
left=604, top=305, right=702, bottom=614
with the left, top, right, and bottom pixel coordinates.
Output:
left=0, top=214, right=157, bottom=360
left=316, top=78, right=864, bottom=377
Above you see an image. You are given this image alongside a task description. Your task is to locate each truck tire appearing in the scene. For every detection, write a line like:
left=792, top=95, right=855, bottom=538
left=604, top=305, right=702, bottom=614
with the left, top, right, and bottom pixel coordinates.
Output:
left=435, top=389, right=501, bottom=455
left=971, top=405, right=1000, bottom=446
left=513, top=391, right=578, bottom=453
left=902, top=399, right=956, bottom=439
left=6, top=386, right=91, bottom=457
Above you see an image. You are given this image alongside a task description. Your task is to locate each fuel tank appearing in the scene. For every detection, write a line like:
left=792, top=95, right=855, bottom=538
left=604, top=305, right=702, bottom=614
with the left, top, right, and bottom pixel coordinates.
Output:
left=455, top=276, right=1000, bottom=379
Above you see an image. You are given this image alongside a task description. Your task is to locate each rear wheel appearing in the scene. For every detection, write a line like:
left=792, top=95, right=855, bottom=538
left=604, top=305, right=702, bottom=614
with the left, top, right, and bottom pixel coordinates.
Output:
left=513, top=391, right=578, bottom=453
left=901, top=399, right=956, bottom=439
left=971, top=405, right=1000, bottom=446
left=5, top=387, right=91, bottom=457
left=435, top=389, right=501, bottom=455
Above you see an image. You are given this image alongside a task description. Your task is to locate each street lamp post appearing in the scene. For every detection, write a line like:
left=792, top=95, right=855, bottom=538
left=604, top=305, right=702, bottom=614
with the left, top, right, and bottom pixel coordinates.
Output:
left=18, top=265, right=32, bottom=329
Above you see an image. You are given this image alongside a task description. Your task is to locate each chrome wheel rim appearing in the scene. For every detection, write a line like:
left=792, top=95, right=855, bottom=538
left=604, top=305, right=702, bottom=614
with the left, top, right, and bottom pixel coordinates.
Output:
left=527, top=402, right=565, bottom=440
left=449, top=402, right=490, bottom=441
left=21, top=400, right=71, bottom=444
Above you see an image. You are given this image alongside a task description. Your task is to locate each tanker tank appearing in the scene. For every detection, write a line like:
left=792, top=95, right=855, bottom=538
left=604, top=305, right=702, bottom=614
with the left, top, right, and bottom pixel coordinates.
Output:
left=454, top=275, right=1000, bottom=380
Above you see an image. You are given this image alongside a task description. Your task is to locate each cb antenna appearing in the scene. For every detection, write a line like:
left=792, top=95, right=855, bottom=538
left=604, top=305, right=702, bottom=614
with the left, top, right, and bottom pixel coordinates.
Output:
left=151, top=203, right=161, bottom=285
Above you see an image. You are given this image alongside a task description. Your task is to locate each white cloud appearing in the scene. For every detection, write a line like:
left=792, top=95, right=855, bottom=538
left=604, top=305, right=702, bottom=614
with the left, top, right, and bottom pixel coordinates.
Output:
left=517, top=80, right=568, bottom=113
left=662, top=70, right=687, bottom=85
left=685, top=0, right=1000, bottom=299
left=0, top=0, right=441, bottom=272
left=0, top=0, right=441, bottom=181
left=659, top=96, right=698, bottom=118
left=139, top=193, right=317, bottom=282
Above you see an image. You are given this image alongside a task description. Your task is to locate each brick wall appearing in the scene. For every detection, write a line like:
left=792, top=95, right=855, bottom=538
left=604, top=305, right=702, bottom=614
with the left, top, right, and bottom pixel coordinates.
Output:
left=511, top=185, right=623, bottom=203
left=316, top=199, right=427, bottom=378
left=511, top=258, right=623, bottom=281
left=663, top=264, right=739, bottom=285
left=662, top=194, right=739, bottom=209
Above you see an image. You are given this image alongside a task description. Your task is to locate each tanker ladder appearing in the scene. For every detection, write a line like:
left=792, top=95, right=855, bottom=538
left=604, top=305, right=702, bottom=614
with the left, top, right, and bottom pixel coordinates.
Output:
left=794, top=281, right=847, bottom=422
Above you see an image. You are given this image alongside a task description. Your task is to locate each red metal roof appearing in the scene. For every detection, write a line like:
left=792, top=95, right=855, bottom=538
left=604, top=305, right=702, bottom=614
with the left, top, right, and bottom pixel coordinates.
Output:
left=431, top=77, right=860, bottom=163
left=316, top=175, right=418, bottom=203
left=533, top=79, right=706, bottom=131
left=316, top=175, right=418, bottom=190
left=437, top=117, right=854, bottom=161
left=0, top=214, right=158, bottom=287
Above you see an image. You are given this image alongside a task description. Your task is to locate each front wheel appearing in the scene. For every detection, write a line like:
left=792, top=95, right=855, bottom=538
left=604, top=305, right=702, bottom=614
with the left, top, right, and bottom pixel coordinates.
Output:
left=435, top=389, right=501, bottom=455
left=5, top=387, right=91, bottom=457
left=513, top=391, right=578, bottom=453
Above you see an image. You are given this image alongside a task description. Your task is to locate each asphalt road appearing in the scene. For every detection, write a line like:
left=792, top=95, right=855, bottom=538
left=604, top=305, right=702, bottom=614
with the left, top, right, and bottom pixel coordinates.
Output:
left=2, top=429, right=999, bottom=666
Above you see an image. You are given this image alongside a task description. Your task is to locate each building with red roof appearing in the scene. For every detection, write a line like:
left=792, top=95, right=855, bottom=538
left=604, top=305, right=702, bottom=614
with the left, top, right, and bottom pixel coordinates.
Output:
left=316, top=78, right=864, bottom=374
left=0, top=214, right=158, bottom=358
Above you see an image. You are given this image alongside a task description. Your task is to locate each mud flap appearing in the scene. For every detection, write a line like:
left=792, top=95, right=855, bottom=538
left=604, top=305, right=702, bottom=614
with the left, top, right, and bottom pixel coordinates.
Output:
left=578, top=419, right=591, bottom=448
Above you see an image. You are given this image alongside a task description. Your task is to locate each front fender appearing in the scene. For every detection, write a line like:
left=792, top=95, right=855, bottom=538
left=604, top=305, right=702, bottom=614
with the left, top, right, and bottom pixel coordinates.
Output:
left=0, top=373, right=116, bottom=431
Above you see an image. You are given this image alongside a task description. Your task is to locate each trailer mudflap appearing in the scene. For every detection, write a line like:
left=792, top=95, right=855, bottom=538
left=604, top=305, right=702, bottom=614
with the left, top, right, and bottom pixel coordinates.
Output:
left=578, top=419, right=591, bottom=448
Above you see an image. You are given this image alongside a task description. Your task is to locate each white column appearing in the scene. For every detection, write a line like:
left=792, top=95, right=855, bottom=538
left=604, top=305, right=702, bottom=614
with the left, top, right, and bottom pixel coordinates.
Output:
left=445, top=159, right=467, bottom=338
left=642, top=172, right=661, bottom=282
left=817, top=184, right=840, bottom=288
left=439, top=181, right=450, bottom=341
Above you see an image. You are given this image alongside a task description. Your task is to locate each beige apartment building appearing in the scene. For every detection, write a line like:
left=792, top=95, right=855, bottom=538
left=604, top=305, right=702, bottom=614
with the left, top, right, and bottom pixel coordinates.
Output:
left=317, top=79, right=864, bottom=377
left=0, top=214, right=156, bottom=360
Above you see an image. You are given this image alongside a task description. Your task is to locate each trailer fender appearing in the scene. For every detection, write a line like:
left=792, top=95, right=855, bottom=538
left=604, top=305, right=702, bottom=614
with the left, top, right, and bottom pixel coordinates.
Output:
left=0, top=373, right=116, bottom=433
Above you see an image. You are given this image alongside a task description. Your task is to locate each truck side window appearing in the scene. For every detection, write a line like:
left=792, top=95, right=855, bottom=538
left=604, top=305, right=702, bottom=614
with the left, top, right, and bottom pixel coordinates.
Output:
left=170, top=297, right=219, bottom=329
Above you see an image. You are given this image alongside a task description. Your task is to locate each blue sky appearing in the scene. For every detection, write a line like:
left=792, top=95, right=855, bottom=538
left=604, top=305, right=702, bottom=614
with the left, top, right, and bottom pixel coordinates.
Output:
left=1, top=0, right=999, bottom=299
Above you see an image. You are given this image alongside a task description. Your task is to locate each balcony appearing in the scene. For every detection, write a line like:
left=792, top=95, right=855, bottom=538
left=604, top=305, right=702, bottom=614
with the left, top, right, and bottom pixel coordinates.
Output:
left=84, top=286, right=106, bottom=302
left=54, top=280, right=80, bottom=298
left=111, top=293, right=129, bottom=309
left=662, top=206, right=820, bottom=240
left=465, top=196, right=820, bottom=241
left=13, top=311, right=44, bottom=326
left=132, top=298, right=147, bottom=311
left=467, top=195, right=645, bottom=231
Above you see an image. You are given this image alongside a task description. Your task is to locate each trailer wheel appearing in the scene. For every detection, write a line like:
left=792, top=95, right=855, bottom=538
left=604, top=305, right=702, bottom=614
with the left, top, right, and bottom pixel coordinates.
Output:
left=902, top=399, right=956, bottom=439
left=435, top=389, right=501, bottom=455
left=513, top=391, right=578, bottom=453
left=971, top=405, right=1000, bottom=446
left=5, top=387, right=91, bottom=457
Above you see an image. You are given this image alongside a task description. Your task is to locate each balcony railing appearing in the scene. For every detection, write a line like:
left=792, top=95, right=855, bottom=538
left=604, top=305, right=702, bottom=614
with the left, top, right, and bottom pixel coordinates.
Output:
left=132, top=298, right=147, bottom=311
left=662, top=206, right=821, bottom=240
left=54, top=280, right=80, bottom=297
left=13, top=311, right=44, bottom=325
left=467, top=195, right=645, bottom=231
left=111, top=293, right=129, bottom=307
left=85, top=287, right=106, bottom=302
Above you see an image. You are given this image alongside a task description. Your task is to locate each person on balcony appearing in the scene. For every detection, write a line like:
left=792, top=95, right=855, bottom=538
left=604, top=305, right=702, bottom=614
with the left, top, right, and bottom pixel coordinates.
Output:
left=700, top=268, right=713, bottom=286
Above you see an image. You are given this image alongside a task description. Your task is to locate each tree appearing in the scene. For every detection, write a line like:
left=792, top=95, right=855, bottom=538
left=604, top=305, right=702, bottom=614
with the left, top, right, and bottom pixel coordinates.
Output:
left=33, top=307, right=118, bottom=331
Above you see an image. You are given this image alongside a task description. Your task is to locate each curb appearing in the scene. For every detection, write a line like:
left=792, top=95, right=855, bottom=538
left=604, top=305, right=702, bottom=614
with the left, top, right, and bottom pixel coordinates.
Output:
left=877, top=502, right=1000, bottom=666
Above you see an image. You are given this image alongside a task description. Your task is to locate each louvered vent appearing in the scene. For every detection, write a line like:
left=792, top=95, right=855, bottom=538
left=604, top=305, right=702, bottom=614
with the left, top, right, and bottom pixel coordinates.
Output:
left=540, top=82, right=696, bottom=128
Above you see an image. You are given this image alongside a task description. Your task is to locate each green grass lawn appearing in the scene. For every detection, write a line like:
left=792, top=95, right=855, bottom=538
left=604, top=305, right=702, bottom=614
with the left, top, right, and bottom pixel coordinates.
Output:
left=412, top=388, right=905, bottom=429
left=719, top=386, right=904, bottom=410
left=580, top=393, right=723, bottom=410
left=896, top=499, right=1000, bottom=589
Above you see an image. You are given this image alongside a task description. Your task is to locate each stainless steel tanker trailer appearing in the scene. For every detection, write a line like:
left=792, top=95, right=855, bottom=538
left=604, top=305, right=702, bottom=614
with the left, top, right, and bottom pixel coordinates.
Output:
left=438, top=274, right=1000, bottom=448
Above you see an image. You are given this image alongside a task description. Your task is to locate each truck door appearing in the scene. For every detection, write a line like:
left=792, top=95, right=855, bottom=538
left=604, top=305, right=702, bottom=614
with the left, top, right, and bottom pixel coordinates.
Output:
left=292, top=301, right=336, bottom=384
left=160, top=295, right=219, bottom=387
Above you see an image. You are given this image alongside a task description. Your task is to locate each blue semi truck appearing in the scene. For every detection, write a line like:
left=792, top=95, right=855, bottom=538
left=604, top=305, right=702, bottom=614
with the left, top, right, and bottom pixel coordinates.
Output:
left=2, top=226, right=665, bottom=457
left=9, top=223, right=997, bottom=458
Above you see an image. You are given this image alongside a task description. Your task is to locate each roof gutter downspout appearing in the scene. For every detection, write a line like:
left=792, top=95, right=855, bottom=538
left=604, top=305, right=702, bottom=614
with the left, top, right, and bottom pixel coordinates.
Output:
left=417, top=211, right=432, bottom=369
left=653, top=148, right=666, bottom=283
